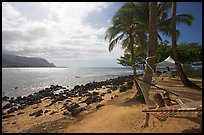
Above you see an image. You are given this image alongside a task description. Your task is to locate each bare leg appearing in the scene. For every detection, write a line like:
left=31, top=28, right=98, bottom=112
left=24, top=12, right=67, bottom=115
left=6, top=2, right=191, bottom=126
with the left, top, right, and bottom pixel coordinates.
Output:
left=141, top=113, right=150, bottom=128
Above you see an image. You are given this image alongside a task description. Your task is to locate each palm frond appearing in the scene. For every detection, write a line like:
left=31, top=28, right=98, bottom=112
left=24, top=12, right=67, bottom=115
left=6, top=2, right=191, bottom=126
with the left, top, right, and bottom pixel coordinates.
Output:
left=108, top=33, right=124, bottom=52
left=176, top=14, right=194, bottom=26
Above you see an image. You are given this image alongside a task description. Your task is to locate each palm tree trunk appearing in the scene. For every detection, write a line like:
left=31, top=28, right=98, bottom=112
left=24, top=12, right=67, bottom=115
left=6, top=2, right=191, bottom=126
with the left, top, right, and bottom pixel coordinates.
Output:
left=171, top=2, right=201, bottom=90
left=129, top=35, right=145, bottom=104
left=136, top=2, right=158, bottom=105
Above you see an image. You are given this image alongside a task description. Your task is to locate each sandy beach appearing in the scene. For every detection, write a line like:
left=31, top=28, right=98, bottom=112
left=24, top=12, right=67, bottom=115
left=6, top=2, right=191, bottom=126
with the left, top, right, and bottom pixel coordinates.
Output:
left=2, top=75, right=202, bottom=133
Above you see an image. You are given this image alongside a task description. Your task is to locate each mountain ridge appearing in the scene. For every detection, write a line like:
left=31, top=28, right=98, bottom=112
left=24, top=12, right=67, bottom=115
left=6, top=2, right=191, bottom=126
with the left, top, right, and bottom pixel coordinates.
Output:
left=2, top=53, right=56, bottom=68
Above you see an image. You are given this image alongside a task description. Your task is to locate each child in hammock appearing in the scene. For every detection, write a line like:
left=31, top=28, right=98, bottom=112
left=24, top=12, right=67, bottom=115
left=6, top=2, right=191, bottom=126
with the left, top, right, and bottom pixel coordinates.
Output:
left=163, top=91, right=178, bottom=106
left=141, top=93, right=166, bottom=128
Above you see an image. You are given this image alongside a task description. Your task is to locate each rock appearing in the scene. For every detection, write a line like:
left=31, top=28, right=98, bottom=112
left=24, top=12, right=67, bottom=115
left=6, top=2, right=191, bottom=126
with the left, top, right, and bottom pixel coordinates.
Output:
left=74, top=85, right=80, bottom=90
left=2, top=96, right=9, bottom=101
left=35, top=113, right=42, bottom=117
left=7, top=107, right=18, bottom=114
left=85, top=95, right=103, bottom=105
left=70, top=107, right=85, bottom=116
left=18, top=104, right=27, bottom=110
left=119, top=86, right=127, bottom=92
left=100, top=92, right=106, bottom=96
left=62, top=111, right=71, bottom=116
left=126, top=81, right=133, bottom=89
left=49, top=111, right=57, bottom=115
left=33, top=106, right=38, bottom=109
left=17, top=112, right=24, bottom=115
left=114, top=95, right=118, bottom=98
left=3, top=103, right=15, bottom=109
left=92, top=91, right=99, bottom=95
left=64, top=103, right=80, bottom=112
left=29, top=109, right=43, bottom=117
left=44, top=110, right=50, bottom=113
left=9, top=98, right=17, bottom=103
left=2, top=112, right=6, bottom=116
left=2, top=114, right=15, bottom=119
left=111, top=97, right=114, bottom=99
left=107, top=90, right=112, bottom=94
left=96, top=104, right=105, bottom=109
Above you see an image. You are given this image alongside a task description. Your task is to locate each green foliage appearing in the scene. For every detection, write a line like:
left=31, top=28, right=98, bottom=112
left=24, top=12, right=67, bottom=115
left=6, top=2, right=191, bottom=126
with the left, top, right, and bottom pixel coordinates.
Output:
left=117, top=53, right=132, bottom=67
left=177, top=42, right=202, bottom=64
left=118, top=41, right=202, bottom=67
left=157, top=40, right=172, bottom=62
left=157, top=41, right=202, bottom=64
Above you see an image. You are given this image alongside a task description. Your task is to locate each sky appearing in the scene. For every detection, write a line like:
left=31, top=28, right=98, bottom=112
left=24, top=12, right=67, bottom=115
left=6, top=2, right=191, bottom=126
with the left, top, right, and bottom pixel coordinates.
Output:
left=2, top=2, right=202, bottom=67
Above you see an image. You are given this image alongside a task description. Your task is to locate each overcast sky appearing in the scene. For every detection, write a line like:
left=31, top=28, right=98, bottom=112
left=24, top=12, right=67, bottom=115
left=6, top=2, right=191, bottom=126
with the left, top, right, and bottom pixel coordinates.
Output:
left=2, top=2, right=202, bottom=67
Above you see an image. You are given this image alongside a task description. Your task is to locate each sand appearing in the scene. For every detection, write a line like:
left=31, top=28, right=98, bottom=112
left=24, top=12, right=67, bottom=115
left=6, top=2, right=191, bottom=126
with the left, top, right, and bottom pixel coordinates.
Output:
left=2, top=76, right=202, bottom=133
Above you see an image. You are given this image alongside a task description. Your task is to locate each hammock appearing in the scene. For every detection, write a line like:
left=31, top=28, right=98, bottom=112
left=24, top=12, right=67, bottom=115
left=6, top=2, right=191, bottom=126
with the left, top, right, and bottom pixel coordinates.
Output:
left=142, top=100, right=202, bottom=122
left=138, top=56, right=202, bottom=122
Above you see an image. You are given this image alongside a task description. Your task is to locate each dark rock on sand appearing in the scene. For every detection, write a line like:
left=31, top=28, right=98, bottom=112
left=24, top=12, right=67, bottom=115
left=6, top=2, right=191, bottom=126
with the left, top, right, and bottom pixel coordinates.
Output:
left=85, top=95, right=103, bottom=105
left=18, top=104, right=27, bottom=110
left=100, top=92, right=106, bottom=96
left=107, top=89, right=112, bottom=94
left=2, top=114, right=15, bottom=119
left=64, top=103, right=80, bottom=112
left=7, top=107, right=18, bottom=114
left=17, top=112, right=24, bottom=115
left=49, top=111, right=57, bottom=115
left=96, top=104, right=105, bottom=109
left=62, top=111, right=71, bottom=116
left=3, top=103, right=16, bottom=109
left=44, top=110, right=50, bottom=113
left=126, top=81, right=134, bottom=89
left=29, top=109, right=43, bottom=117
left=70, top=107, right=85, bottom=116
left=119, top=85, right=128, bottom=92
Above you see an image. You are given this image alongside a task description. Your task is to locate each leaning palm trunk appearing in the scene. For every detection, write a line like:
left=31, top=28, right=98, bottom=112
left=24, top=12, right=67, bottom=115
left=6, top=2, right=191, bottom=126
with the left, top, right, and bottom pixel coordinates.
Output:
left=129, top=35, right=145, bottom=104
left=171, top=2, right=201, bottom=90
left=134, top=2, right=158, bottom=105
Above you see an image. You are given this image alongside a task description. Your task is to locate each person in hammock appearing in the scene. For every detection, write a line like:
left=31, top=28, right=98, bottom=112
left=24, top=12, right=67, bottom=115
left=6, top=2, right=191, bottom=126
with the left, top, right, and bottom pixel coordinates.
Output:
left=141, top=93, right=166, bottom=128
left=163, top=91, right=178, bottom=106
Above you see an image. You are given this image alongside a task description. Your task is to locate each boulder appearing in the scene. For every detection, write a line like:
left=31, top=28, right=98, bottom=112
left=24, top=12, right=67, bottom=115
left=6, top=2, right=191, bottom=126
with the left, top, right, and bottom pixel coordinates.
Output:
left=70, top=107, right=85, bottom=116
left=74, top=85, right=80, bottom=90
left=96, top=104, right=105, bottom=109
left=2, top=114, right=15, bottom=119
left=29, top=109, right=43, bottom=117
left=64, top=103, right=80, bottom=112
left=119, top=86, right=127, bottom=92
left=3, top=103, right=15, bottom=109
left=85, top=95, right=103, bottom=105
left=2, top=96, right=9, bottom=101
left=62, top=111, right=71, bottom=116
left=18, top=104, right=27, bottom=110
left=107, top=90, right=112, bottom=94
left=7, top=107, right=18, bottom=114
left=44, top=110, right=50, bottom=113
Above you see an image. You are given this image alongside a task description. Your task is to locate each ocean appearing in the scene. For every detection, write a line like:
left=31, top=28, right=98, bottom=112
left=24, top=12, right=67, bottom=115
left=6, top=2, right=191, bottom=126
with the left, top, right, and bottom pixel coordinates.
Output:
left=2, top=67, right=143, bottom=98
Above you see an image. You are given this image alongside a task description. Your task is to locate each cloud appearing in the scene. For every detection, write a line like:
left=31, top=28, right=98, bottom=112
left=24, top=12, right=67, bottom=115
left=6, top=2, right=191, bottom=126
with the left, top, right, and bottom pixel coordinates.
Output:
left=2, top=2, right=124, bottom=66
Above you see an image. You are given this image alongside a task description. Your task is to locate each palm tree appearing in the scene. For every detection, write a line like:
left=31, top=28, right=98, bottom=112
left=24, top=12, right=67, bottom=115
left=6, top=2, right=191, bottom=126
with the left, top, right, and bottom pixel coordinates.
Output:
left=138, top=2, right=158, bottom=105
left=105, top=7, right=147, bottom=103
left=120, top=2, right=198, bottom=104
left=171, top=2, right=201, bottom=90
